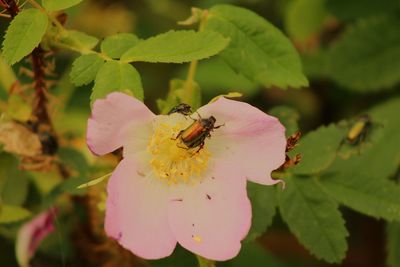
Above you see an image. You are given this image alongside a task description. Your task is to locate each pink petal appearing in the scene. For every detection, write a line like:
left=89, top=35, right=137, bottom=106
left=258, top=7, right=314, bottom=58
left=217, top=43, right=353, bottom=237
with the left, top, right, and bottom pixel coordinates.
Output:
left=16, top=208, right=57, bottom=267
left=105, top=156, right=177, bottom=259
left=168, top=164, right=251, bottom=261
left=87, top=92, right=154, bottom=156
left=197, top=97, right=286, bottom=185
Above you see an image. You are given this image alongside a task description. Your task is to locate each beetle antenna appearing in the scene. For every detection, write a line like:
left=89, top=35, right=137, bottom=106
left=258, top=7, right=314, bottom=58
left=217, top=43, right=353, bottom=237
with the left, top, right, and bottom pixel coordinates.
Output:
left=214, top=123, right=225, bottom=129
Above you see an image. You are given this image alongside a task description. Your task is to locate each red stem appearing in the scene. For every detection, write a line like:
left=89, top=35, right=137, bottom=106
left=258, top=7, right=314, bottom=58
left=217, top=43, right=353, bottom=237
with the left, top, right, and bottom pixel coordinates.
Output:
left=1, top=0, right=19, bottom=18
left=31, top=46, right=51, bottom=126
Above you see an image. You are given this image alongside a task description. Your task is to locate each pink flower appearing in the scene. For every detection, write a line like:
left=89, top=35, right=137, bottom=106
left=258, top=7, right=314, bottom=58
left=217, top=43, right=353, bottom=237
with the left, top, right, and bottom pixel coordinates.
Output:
left=16, top=208, right=57, bottom=267
left=87, top=92, right=286, bottom=261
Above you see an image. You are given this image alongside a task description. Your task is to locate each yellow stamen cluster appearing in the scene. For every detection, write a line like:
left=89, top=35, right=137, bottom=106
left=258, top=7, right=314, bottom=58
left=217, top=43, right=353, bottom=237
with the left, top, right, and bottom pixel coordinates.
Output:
left=147, top=121, right=210, bottom=185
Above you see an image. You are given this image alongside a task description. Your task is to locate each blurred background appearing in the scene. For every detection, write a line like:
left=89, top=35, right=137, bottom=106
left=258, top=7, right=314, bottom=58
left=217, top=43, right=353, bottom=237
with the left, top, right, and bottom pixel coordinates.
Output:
left=0, top=0, right=399, bottom=266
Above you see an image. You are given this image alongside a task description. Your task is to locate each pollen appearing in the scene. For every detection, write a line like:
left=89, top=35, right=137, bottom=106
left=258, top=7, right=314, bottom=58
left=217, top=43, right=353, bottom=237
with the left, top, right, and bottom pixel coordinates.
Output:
left=147, top=118, right=211, bottom=185
left=192, top=235, right=202, bottom=243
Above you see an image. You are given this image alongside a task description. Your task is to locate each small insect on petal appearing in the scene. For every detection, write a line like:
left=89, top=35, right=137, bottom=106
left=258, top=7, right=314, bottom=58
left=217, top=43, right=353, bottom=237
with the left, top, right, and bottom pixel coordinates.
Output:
left=167, top=103, right=193, bottom=116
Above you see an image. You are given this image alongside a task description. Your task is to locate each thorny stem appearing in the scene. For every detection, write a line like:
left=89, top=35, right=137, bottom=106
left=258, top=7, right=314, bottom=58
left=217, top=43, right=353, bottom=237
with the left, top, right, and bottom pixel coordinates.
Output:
left=31, top=46, right=52, bottom=125
left=0, top=13, right=11, bottom=18
left=2, top=0, right=51, bottom=126
left=0, top=0, right=19, bottom=17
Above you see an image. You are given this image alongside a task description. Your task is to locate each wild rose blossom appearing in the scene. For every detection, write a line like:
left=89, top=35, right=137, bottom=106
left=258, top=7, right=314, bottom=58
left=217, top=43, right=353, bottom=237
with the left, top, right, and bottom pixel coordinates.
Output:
left=87, top=92, right=286, bottom=260
left=16, top=208, right=57, bottom=267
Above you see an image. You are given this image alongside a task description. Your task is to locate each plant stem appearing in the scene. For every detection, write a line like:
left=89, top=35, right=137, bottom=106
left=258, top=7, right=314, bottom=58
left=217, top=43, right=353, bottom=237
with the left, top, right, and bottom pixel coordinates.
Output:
left=196, top=255, right=216, bottom=267
left=26, top=0, right=42, bottom=10
left=184, top=10, right=209, bottom=97
left=186, top=60, right=198, bottom=85
left=27, top=0, right=66, bottom=32
left=27, top=0, right=114, bottom=61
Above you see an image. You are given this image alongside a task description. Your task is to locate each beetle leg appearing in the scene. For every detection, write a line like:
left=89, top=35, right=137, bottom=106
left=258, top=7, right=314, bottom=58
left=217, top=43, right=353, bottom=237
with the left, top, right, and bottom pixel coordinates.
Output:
left=176, top=143, right=189, bottom=150
left=171, top=130, right=183, bottom=141
left=189, top=142, right=205, bottom=157
left=188, top=111, right=202, bottom=122
left=195, top=111, right=202, bottom=119
left=194, top=141, right=205, bottom=154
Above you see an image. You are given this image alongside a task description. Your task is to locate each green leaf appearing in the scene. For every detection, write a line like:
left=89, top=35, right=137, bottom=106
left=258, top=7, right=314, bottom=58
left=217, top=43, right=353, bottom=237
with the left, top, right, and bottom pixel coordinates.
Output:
left=0, top=205, right=31, bottom=224
left=357, top=98, right=400, bottom=178
left=2, top=9, right=48, bottom=65
left=327, top=16, right=400, bottom=92
left=285, top=0, right=327, bottom=42
left=6, top=94, right=32, bottom=122
left=301, top=49, right=329, bottom=78
left=387, top=222, right=400, bottom=267
left=0, top=153, right=29, bottom=206
left=320, top=170, right=400, bottom=221
left=0, top=53, right=17, bottom=90
left=101, top=33, right=140, bottom=59
left=44, top=176, right=89, bottom=206
left=58, top=147, right=89, bottom=176
left=157, top=79, right=201, bottom=114
left=220, top=243, right=290, bottom=267
left=268, top=106, right=300, bottom=137
left=245, top=183, right=277, bottom=242
left=42, top=0, right=82, bottom=11
left=91, top=61, right=143, bottom=104
left=70, top=54, right=104, bottom=86
left=290, top=124, right=345, bottom=175
left=57, top=177, right=89, bottom=195
left=205, top=4, right=308, bottom=89
left=278, top=176, right=348, bottom=263
left=149, top=245, right=197, bottom=267
left=190, top=58, right=258, bottom=97
left=326, top=0, right=398, bottom=21
left=59, top=30, right=99, bottom=51
left=209, top=92, right=242, bottom=103
left=121, top=30, right=229, bottom=63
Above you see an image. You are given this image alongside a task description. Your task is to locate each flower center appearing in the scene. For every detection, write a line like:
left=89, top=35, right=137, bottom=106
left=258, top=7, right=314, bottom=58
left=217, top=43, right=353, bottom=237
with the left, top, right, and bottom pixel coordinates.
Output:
left=147, top=119, right=211, bottom=185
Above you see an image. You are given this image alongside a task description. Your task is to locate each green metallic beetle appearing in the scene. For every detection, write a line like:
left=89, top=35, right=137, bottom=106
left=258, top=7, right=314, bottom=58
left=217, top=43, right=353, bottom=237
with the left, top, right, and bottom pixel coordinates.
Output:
left=346, top=114, right=372, bottom=145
